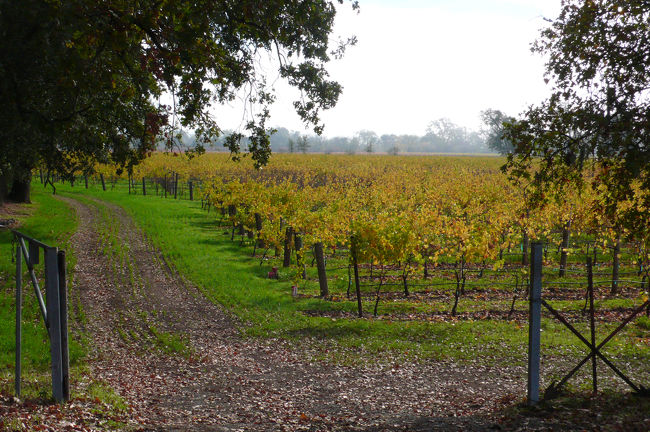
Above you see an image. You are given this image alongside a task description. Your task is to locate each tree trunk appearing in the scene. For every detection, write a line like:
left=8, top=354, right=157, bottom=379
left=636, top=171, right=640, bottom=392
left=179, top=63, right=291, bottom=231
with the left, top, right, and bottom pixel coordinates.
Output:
left=0, top=170, right=9, bottom=205
left=8, top=175, right=31, bottom=203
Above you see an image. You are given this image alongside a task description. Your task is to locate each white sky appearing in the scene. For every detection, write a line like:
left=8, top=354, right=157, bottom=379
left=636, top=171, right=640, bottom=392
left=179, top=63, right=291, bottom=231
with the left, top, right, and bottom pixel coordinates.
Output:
left=214, top=0, right=562, bottom=138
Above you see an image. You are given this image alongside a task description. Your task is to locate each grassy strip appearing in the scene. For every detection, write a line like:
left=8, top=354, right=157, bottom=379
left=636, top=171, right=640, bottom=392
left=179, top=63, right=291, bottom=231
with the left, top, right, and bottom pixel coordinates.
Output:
left=69, top=193, right=194, bottom=360
left=55, top=182, right=649, bottom=377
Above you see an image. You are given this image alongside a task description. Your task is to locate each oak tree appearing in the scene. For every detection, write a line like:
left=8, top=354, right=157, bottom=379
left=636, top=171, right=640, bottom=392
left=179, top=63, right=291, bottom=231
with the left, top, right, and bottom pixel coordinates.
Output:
left=0, top=0, right=358, bottom=203
left=503, top=0, right=650, bottom=233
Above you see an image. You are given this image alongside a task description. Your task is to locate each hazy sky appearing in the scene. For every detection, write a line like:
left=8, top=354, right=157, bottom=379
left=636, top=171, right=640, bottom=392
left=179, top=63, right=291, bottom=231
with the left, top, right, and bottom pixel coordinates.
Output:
left=214, top=0, right=562, bottom=138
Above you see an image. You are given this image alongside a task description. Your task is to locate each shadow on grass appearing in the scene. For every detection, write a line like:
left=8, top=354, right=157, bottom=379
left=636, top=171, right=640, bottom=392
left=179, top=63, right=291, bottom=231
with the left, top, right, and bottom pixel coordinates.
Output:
left=281, top=323, right=370, bottom=340
left=185, top=217, right=226, bottom=230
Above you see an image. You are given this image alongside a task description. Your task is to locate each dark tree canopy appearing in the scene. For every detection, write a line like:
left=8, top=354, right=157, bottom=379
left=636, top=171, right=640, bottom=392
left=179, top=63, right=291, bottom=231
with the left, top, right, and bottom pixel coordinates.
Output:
left=0, top=0, right=358, bottom=202
left=503, top=0, right=650, bottom=234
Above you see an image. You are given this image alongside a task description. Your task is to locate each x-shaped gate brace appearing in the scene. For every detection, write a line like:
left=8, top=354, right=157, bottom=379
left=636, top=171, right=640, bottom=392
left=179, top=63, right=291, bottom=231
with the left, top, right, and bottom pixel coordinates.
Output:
left=527, top=243, right=649, bottom=405
left=542, top=297, right=650, bottom=399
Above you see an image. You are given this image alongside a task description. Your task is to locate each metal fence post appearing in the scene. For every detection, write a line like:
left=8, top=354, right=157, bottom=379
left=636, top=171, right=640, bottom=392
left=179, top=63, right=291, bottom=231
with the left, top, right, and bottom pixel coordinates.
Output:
left=58, top=250, right=70, bottom=401
left=528, top=242, right=543, bottom=405
left=45, top=248, right=64, bottom=403
left=15, top=243, right=22, bottom=398
left=587, top=257, right=597, bottom=394
left=29, top=241, right=39, bottom=266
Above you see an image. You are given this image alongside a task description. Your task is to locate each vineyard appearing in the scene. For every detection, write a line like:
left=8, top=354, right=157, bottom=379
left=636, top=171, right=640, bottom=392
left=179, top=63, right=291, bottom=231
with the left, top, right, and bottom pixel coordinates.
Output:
left=60, top=153, right=648, bottom=331
left=5, top=0, right=650, bottom=427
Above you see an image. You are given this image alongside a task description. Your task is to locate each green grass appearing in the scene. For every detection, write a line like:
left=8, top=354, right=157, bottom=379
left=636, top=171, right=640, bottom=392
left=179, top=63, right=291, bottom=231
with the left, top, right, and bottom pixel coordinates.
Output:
left=54, top=180, right=649, bottom=373
left=149, top=325, right=193, bottom=358
left=636, top=315, right=650, bottom=331
left=87, top=380, right=129, bottom=412
left=0, top=187, right=85, bottom=375
left=85, top=380, right=130, bottom=429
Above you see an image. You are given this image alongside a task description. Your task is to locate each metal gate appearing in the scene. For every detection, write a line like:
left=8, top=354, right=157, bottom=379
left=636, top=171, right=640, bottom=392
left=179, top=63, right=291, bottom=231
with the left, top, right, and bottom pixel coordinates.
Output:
left=13, top=230, right=69, bottom=403
left=527, top=242, right=649, bottom=404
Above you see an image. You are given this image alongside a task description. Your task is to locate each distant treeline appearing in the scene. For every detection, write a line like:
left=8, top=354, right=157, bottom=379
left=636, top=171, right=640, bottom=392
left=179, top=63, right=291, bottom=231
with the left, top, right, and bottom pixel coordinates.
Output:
left=167, top=113, right=513, bottom=155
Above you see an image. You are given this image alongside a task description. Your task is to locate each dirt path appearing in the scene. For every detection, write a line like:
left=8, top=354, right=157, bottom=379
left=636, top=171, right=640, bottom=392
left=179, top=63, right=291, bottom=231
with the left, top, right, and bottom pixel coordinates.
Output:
left=9, top=196, right=536, bottom=431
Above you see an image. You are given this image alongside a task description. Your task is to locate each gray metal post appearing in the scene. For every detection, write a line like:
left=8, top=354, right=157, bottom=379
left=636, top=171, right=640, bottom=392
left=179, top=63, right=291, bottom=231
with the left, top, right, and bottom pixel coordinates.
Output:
left=142, top=177, right=147, bottom=196
left=189, top=181, right=194, bottom=201
left=29, top=240, right=39, bottom=265
left=528, top=242, right=543, bottom=405
left=58, top=250, right=70, bottom=401
left=587, top=257, right=597, bottom=394
left=15, top=243, right=22, bottom=398
left=45, top=248, right=64, bottom=403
